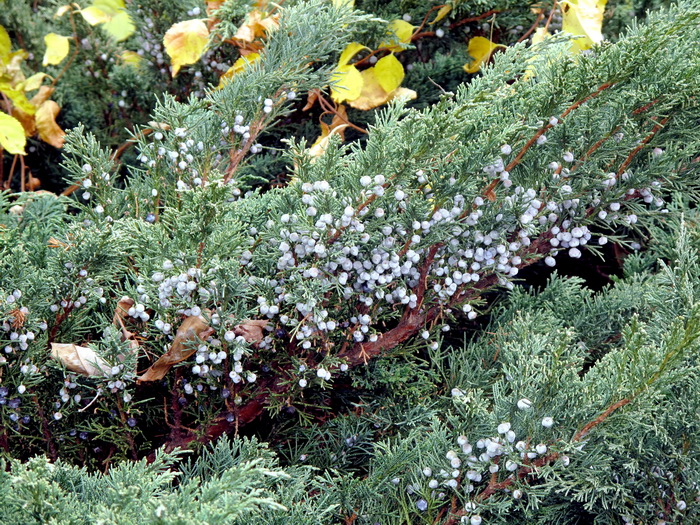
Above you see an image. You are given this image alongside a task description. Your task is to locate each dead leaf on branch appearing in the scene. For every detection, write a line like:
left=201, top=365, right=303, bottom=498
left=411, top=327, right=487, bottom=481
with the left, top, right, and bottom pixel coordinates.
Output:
left=233, top=319, right=268, bottom=343
left=308, top=105, right=351, bottom=159
left=51, top=343, right=111, bottom=377
left=112, top=296, right=139, bottom=351
left=137, top=316, right=268, bottom=382
left=35, top=100, right=66, bottom=149
left=233, top=9, right=279, bottom=43
left=137, top=313, right=212, bottom=382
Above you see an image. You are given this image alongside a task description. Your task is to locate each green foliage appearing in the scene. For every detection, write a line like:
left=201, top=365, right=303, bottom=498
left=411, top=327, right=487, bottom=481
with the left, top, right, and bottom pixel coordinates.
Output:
left=0, top=0, right=700, bottom=523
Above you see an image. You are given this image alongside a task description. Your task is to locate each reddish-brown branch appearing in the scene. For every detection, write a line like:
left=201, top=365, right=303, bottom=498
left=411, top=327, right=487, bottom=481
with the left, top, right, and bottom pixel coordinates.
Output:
left=443, top=395, right=634, bottom=521
left=616, top=116, right=670, bottom=176
left=572, top=398, right=632, bottom=441
left=449, top=9, right=501, bottom=30
left=542, top=2, right=559, bottom=34
left=316, top=93, right=367, bottom=135
left=33, top=396, right=57, bottom=461
left=517, top=12, right=545, bottom=44
left=224, top=116, right=267, bottom=184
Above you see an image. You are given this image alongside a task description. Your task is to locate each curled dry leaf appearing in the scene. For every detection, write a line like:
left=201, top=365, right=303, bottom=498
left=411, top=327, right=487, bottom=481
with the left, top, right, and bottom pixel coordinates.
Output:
left=233, top=319, right=268, bottom=343
left=137, top=313, right=212, bottom=382
left=147, top=121, right=171, bottom=130
left=137, top=316, right=268, bottom=382
left=233, top=10, right=279, bottom=43
left=51, top=343, right=111, bottom=377
left=308, top=105, right=351, bottom=159
left=113, top=296, right=136, bottom=343
left=35, top=100, right=66, bottom=149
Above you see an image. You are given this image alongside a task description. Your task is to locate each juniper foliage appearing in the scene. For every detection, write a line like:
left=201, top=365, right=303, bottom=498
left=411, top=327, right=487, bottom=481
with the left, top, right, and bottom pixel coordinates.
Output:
left=1, top=0, right=700, bottom=523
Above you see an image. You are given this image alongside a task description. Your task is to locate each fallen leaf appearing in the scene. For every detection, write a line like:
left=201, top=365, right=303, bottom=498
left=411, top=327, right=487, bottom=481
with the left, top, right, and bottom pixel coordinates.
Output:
left=112, top=296, right=134, bottom=330
left=531, top=27, right=551, bottom=45
left=27, top=173, right=41, bottom=191
left=330, top=64, right=363, bottom=103
left=42, top=33, right=70, bottom=66
left=30, top=86, right=55, bottom=107
left=55, top=5, right=73, bottom=18
left=218, top=52, right=260, bottom=88
left=20, top=72, right=47, bottom=92
left=561, top=0, right=607, bottom=52
left=338, top=42, right=367, bottom=67
left=431, top=5, right=452, bottom=24
left=0, top=24, right=12, bottom=61
left=0, top=83, right=36, bottom=115
left=303, top=89, right=320, bottom=111
left=374, top=53, right=404, bottom=93
left=207, top=0, right=226, bottom=16
left=11, top=108, right=36, bottom=136
left=102, top=10, right=136, bottom=41
left=137, top=314, right=211, bottom=382
left=35, top=100, right=65, bottom=149
left=0, top=112, right=26, bottom=155
left=51, top=343, right=111, bottom=376
left=233, top=9, right=279, bottom=43
left=380, top=20, right=415, bottom=51
left=463, top=36, right=505, bottom=74
left=233, top=319, right=269, bottom=343
left=80, top=0, right=135, bottom=41
left=120, top=50, right=142, bottom=66
left=308, top=105, right=350, bottom=158
left=347, top=67, right=416, bottom=111
left=80, top=6, right=111, bottom=24
left=164, top=19, right=210, bottom=76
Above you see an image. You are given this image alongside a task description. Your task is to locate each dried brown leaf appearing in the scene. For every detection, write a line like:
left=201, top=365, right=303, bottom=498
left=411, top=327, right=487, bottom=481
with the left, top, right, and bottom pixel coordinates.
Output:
left=233, top=319, right=268, bottom=343
left=51, top=343, right=110, bottom=377
left=137, top=314, right=211, bottom=382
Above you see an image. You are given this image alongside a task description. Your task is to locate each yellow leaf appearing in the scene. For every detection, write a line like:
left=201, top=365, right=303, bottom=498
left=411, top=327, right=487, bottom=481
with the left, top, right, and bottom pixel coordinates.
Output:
left=92, top=0, right=127, bottom=16
left=80, top=6, right=111, bottom=25
left=102, top=10, right=136, bottom=41
left=81, top=1, right=135, bottom=41
left=164, top=19, right=210, bottom=77
left=55, top=5, right=73, bottom=18
left=332, top=0, right=354, bottom=6
left=0, top=112, right=26, bottom=154
left=120, top=50, right=142, bottom=66
left=561, top=0, right=607, bottom=52
left=380, top=20, right=415, bottom=51
left=218, top=52, right=260, bottom=87
left=330, top=64, right=363, bottom=103
left=374, top=53, right=404, bottom=93
left=463, top=36, right=505, bottom=74
left=0, top=24, right=11, bottom=62
left=531, top=27, right=551, bottom=45
left=35, top=100, right=65, bottom=149
left=338, top=42, right=367, bottom=67
left=346, top=67, right=398, bottom=111
left=234, top=10, right=280, bottom=42
left=308, top=105, right=350, bottom=158
left=0, top=83, right=36, bottom=115
left=431, top=5, right=452, bottom=24
left=21, top=72, right=47, bottom=92
left=42, top=33, right=70, bottom=66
